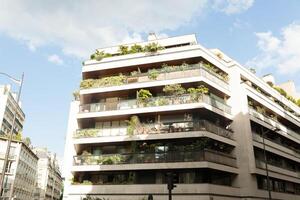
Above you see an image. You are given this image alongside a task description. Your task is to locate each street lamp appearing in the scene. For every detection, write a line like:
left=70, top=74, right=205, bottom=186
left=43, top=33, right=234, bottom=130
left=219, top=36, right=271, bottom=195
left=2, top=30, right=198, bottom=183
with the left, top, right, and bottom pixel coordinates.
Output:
left=260, top=126, right=280, bottom=200
left=0, top=72, right=24, bottom=199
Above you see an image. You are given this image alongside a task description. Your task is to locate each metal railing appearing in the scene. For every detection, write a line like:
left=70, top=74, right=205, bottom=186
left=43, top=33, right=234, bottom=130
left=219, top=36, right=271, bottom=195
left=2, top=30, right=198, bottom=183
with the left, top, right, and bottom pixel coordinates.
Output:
left=249, top=108, right=300, bottom=141
left=255, top=159, right=298, bottom=174
left=74, top=120, right=233, bottom=139
left=80, top=94, right=231, bottom=114
left=73, top=149, right=237, bottom=167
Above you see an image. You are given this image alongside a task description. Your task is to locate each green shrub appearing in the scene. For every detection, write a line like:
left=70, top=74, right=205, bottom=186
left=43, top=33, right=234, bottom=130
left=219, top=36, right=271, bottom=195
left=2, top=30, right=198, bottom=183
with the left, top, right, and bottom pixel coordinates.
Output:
left=157, top=98, right=169, bottom=106
left=148, top=69, right=159, bottom=80
left=90, top=50, right=112, bottom=61
left=163, top=84, right=186, bottom=96
left=130, top=44, right=144, bottom=53
left=119, top=45, right=130, bottom=55
left=144, top=42, right=164, bottom=53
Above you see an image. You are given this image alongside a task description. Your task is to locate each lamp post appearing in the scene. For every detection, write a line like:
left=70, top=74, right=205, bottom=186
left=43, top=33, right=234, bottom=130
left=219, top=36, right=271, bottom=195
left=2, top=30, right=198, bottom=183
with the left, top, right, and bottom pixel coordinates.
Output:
left=0, top=72, right=24, bottom=199
left=260, top=126, right=279, bottom=200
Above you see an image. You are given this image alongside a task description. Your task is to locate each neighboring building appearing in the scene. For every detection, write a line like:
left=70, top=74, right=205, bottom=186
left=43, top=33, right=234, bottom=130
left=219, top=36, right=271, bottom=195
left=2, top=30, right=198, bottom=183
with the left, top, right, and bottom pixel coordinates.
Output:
left=0, top=85, right=25, bottom=136
left=63, top=34, right=300, bottom=199
left=33, top=147, right=63, bottom=200
left=0, top=137, right=38, bottom=200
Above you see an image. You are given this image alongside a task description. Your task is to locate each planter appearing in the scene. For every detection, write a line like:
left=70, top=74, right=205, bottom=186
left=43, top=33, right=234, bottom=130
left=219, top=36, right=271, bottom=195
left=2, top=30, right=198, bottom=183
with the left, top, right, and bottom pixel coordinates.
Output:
left=166, top=71, right=184, bottom=80
left=183, top=69, right=200, bottom=78
left=138, top=75, right=150, bottom=82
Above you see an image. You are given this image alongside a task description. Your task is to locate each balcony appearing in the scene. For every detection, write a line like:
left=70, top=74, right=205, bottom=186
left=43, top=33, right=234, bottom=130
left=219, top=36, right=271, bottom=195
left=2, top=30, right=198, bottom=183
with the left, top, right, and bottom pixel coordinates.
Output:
left=246, top=85, right=300, bottom=126
left=73, top=149, right=237, bottom=168
left=79, top=94, right=231, bottom=116
left=74, top=120, right=233, bottom=140
left=256, top=160, right=300, bottom=180
left=81, top=63, right=229, bottom=92
left=249, top=108, right=300, bottom=141
left=252, top=133, right=300, bottom=160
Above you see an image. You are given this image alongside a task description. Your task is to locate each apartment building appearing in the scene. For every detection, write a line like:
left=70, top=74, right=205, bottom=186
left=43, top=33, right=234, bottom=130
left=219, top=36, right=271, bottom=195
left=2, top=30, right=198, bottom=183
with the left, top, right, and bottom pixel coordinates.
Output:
left=33, top=147, right=63, bottom=200
left=0, top=85, right=25, bottom=136
left=0, top=137, right=38, bottom=200
left=63, top=34, right=300, bottom=200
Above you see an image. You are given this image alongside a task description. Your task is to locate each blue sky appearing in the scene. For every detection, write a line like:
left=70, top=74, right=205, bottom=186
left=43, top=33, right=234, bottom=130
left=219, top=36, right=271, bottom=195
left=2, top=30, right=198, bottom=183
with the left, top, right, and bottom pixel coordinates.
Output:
left=1, top=0, right=300, bottom=161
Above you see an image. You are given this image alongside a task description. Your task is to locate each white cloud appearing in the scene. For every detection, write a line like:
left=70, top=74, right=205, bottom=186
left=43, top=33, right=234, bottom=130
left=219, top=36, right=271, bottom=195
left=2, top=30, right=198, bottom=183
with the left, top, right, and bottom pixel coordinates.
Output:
left=0, top=0, right=254, bottom=59
left=247, top=22, right=300, bottom=74
left=213, top=0, right=254, bottom=15
left=0, top=0, right=208, bottom=59
left=48, top=54, right=64, bottom=65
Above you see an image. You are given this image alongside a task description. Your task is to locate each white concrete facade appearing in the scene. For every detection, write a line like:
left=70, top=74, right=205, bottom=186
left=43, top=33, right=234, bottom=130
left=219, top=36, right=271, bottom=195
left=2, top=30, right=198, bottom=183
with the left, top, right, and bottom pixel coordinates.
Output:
left=0, top=85, right=25, bottom=136
left=63, top=34, right=300, bottom=200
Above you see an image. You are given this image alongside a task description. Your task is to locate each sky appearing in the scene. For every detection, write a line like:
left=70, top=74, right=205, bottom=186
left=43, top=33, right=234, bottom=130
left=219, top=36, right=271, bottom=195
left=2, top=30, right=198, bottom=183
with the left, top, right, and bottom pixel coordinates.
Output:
left=1, top=0, right=300, bottom=164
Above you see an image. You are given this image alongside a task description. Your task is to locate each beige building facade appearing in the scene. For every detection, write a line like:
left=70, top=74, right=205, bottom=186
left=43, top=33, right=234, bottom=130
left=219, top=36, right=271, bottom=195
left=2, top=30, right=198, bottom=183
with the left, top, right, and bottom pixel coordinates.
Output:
left=0, top=138, right=38, bottom=200
left=33, top=147, right=63, bottom=200
left=63, top=34, right=300, bottom=200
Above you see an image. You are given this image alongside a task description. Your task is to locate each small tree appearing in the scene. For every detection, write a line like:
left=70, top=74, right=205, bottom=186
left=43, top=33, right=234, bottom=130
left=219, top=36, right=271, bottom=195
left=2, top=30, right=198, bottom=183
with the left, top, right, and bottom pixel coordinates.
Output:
left=73, top=90, right=80, bottom=101
left=125, top=115, right=141, bottom=136
left=23, top=137, right=31, bottom=146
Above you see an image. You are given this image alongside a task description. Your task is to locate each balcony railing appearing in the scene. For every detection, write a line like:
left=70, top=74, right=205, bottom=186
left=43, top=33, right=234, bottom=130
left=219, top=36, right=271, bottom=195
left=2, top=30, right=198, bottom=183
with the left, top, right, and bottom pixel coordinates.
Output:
left=252, top=133, right=300, bottom=158
left=73, top=149, right=237, bottom=168
left=255, top=160, right=299, bottom=175
left=82, top=63, right=229, bottom=91
left=249, top=108, right=300, bottom=141
left=79, top=94, right=231, bottom=114
left=74, top=120, right=233, bottom=140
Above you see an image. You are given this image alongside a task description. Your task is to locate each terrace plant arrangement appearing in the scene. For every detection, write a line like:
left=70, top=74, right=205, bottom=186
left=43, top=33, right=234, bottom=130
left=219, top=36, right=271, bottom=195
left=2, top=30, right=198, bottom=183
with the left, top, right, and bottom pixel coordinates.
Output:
left=187, top=85, right=209, bottom=102
left=144, top=42, right=165, bottom=53
left=148, top=69, right=159, bottom=80
left=90, top=50, right=112, bottom=61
